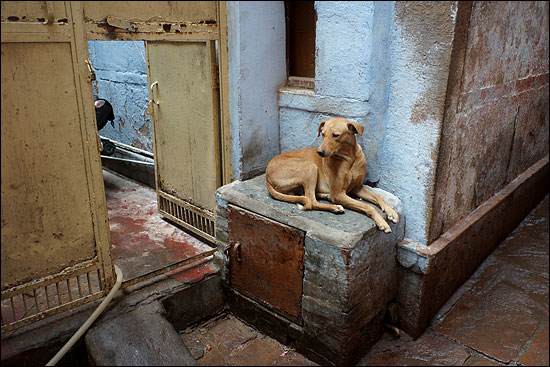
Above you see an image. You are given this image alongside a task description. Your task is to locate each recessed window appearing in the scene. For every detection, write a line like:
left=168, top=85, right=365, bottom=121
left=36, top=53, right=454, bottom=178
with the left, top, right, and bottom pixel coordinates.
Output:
left=285, top=1, right=316, bottom=88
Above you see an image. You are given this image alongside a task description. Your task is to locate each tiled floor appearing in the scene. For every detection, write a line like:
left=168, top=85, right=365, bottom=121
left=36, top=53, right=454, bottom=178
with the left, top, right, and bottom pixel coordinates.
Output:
left=180, top=195, right=548, bottom=366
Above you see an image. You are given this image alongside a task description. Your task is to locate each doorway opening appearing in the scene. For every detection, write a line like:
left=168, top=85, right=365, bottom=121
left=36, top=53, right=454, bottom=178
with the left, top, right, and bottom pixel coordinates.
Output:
left=87, top=40, right=215, bottom=285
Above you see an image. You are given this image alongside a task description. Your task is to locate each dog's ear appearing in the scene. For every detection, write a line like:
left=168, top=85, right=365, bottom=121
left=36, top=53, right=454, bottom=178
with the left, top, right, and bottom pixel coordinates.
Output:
left=347, top=121, right=364, bottom=136
left=317, top=121, right=326, bottom=137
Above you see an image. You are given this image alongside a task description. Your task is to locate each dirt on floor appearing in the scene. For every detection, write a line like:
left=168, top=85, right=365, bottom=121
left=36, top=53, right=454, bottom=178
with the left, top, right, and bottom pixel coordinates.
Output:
left=180, top=313, right=318, bottom=366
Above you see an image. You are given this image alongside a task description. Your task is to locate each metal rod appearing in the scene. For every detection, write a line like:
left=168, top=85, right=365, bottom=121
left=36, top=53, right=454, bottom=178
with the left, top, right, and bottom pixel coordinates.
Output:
left=97, top=270, right=102, bottom=291
left=69, top=279, right=75, bottom=302
left=33, top=289, right=39, bottom=313
left=10, top=297, right=16, bottom=321
left=56, top=283, right=61, bottom=305
left=121, top=249, right=216, bottom=288
left=22, top=293, right=28, bottom=316
left=45, top=285, right=51, bottom=308
left=77, top=275, right=83, bottom=297
left=87, top=272, right=93, bottom=294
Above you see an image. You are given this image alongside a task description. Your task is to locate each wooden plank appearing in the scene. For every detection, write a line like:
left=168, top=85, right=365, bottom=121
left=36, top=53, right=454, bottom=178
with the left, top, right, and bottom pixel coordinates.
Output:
left=82, top=1, right=217, bottom=23
left=1, top=1, right=67, bottom=23
left=218, top=1, right=233, bottom=185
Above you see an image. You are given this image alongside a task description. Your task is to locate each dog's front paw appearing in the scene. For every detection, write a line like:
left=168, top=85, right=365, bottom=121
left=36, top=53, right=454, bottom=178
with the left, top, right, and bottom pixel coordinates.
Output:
left=385, top=207, right=399, bottom=224
left=377, top=221, right=392, bottom=233
left=332, top=205, right=345, bottom=214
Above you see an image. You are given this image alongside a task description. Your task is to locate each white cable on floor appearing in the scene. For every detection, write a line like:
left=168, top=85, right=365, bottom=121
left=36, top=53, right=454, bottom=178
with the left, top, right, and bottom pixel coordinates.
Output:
left=46, top=265, right=123, bottom=366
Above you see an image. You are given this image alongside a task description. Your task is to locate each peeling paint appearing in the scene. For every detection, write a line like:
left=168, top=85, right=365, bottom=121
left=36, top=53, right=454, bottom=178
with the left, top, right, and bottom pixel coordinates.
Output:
left=88, top=40, right=153, bottom=153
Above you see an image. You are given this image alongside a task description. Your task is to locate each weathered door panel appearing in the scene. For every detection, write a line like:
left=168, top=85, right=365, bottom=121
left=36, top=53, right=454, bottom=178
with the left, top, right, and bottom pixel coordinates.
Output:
left=1, top=42, right=97, bottom=285
left=228, top=205, right=305, bottom=324
left=1, top=1, right=113, bottom=332
left=146, top=40, right=220, bottom=242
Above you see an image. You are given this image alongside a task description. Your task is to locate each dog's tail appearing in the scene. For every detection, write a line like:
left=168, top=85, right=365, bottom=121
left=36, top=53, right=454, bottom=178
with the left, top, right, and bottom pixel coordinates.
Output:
left=265, top=178, right=312, bottom=210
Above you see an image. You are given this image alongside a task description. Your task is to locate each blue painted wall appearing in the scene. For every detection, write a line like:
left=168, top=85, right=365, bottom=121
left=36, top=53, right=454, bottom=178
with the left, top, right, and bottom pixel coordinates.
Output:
left=277, top=1, right=457, bottom=243
left=88, top=40, right=153, bottom=153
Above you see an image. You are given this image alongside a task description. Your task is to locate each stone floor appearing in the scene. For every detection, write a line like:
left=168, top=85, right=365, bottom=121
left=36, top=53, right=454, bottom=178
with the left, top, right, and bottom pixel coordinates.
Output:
left=103, top=168, right=215, bottom=282
left=180, top=313, right=317, bottom=366
left=180, top=195, right=549, bottom=366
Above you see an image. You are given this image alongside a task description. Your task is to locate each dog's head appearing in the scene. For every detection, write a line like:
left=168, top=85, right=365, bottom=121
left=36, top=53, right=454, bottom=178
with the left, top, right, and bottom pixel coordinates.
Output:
left=316, top=117, right=364, bottom=158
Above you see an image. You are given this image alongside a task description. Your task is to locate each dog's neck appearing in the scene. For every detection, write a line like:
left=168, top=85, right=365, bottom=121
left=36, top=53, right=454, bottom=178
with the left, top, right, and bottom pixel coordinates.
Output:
left=331, top=139, right=361, bottom=164
left=333, top=152, right=353, bottom=164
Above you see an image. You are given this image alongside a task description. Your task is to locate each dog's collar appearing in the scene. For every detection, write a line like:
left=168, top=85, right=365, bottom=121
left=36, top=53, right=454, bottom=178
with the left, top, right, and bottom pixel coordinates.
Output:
left=333, top=153, right=353, bottom=164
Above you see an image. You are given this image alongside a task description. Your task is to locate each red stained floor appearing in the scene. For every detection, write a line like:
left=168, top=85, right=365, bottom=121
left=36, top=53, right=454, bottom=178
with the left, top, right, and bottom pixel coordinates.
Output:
left=103, top=169, right=215, bottom=283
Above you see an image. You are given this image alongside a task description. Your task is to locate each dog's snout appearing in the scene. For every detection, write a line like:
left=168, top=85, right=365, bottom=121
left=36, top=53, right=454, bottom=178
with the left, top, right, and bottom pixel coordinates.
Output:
left=317, top=147, right=326, bottom=157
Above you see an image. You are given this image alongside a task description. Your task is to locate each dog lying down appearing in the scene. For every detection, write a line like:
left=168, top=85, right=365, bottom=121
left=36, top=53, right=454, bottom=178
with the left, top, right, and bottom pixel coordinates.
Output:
left=266, top=117, right=399, bottom=233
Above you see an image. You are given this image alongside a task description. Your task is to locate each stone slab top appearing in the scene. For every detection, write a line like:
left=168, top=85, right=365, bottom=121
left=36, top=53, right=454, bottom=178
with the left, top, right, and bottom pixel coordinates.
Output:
left=216, top=174, right=404, bottom=249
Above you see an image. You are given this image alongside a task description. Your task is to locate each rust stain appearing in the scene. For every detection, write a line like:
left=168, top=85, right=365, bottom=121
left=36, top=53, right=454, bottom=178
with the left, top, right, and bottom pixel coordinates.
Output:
left=410, top=100, right=428, bottom=125
left=138, top=123, right=149, bottom=137
left=428, top=1, right=549, bottom=244
left=228, top=205, right=305, bottom=324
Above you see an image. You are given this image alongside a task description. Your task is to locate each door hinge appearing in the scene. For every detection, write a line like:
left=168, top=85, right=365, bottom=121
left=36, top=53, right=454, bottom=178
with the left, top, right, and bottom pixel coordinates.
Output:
left=85, top=59, right=96, bottom=83
left=106, top=15, right=137, bottom=32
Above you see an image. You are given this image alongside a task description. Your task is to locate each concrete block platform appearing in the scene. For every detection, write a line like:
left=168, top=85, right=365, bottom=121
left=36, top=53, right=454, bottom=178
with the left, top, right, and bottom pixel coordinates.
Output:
left=215, top=174, right=405, bottom=366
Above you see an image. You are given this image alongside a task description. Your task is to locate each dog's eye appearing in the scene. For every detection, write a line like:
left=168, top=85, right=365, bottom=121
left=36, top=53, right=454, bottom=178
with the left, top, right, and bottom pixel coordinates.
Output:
left=332, top=133, right=340, bottom=138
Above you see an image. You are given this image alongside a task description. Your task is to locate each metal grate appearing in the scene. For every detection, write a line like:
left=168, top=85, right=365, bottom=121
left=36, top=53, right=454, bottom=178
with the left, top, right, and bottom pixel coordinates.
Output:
left=158, top=192, right=216, bottom=244
left=1, top=262, right=105, bottom=332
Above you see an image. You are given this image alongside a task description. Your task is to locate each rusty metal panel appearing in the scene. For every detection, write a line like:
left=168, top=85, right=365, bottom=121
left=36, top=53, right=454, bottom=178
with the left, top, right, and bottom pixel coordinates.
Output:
left=228, top=205, right=305, bottom=324
left=146, top=40, right=221, bottom=213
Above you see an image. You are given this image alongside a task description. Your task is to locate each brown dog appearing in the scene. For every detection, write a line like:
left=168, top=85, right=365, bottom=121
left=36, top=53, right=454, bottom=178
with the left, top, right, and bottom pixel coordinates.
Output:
left=265, top=117, right=399, bottom=233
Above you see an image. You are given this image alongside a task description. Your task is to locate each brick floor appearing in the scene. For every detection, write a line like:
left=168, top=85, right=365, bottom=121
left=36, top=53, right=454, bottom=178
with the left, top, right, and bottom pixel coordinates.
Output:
left=180, top=195, right=548, bottom=366
left=359, top=195, right=549, bottom=366
left=180, top=314, right=317, bottom=366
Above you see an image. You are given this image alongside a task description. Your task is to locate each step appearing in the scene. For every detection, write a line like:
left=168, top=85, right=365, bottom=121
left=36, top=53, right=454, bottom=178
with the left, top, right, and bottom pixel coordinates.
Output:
left=85, top=301, right=197, bottom=366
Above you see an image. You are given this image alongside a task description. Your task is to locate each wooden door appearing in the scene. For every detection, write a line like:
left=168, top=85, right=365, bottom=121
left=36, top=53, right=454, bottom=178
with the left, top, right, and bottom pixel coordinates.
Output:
left=1, top=1, right=114, bottom=332
left=146, top=40, right=221, bottom=243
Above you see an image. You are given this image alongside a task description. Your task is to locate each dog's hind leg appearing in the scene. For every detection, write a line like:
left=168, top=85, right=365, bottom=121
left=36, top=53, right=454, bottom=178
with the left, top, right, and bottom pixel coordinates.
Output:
left=316, top=193, right=330, bottom=200
left=301, top=167, right=344, bottom=214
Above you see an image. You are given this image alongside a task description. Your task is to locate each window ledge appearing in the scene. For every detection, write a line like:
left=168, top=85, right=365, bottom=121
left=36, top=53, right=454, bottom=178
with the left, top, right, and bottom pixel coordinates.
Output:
left=287, top=76, right=314, bottom=89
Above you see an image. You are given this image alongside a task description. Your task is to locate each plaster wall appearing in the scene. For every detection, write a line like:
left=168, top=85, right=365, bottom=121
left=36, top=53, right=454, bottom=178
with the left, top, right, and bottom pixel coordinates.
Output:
left=88, top=41, right=152, bottom=153
left=279, top=1, right=457, bottom=244
left=376, top=2, right=457, bottom=244
left=279, top=1, right=376, bottom=177
left=428, top=1, right=550, bottom=243
left=226, top=1, right=287, bottom=180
